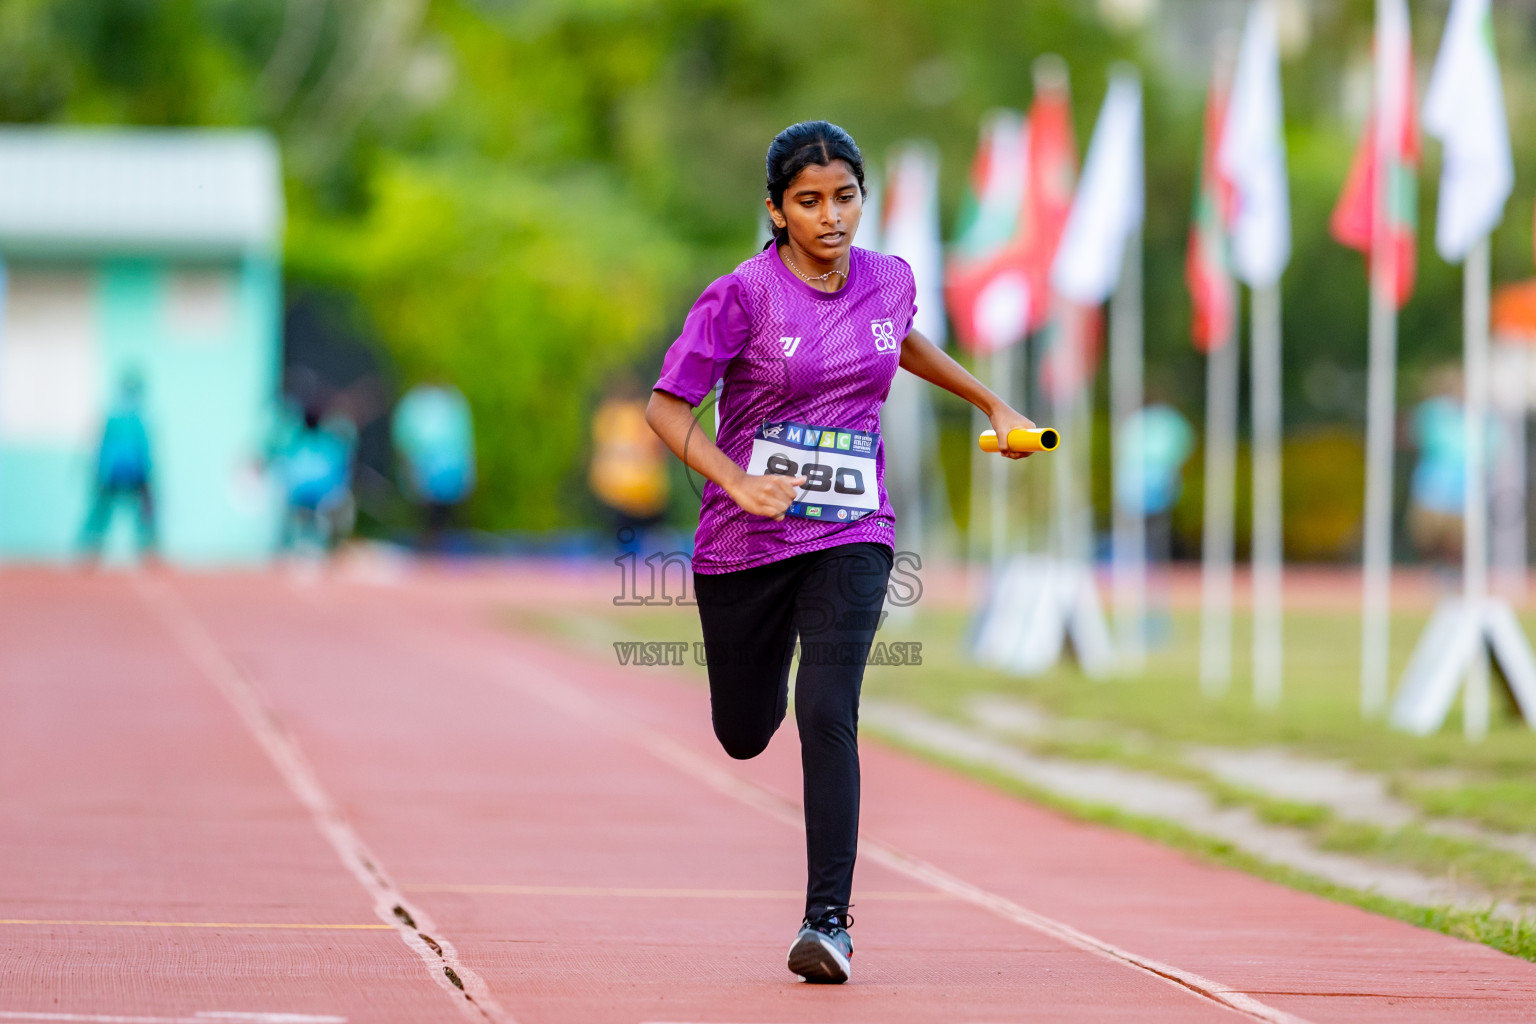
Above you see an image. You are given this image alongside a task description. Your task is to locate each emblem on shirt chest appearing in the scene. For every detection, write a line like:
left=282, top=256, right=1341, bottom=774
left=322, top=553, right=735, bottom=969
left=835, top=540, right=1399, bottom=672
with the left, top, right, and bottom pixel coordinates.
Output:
left=870, top=318, right=900, bottom=353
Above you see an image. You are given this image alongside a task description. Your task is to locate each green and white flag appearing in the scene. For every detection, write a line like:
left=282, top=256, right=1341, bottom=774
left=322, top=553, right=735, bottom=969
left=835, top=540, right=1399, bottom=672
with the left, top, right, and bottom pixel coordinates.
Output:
left=1423, top=0, right=1512, bottom=262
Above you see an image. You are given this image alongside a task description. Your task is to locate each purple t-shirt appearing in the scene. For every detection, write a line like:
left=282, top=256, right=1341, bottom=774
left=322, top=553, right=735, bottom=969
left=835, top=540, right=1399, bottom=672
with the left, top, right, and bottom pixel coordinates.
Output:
left=654, top=244, right=916, bottom=574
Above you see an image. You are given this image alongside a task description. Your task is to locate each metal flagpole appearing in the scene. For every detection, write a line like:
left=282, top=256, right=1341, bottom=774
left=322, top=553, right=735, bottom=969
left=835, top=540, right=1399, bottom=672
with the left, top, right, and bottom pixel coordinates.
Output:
left=990, top=345, right=1012, bottom=574
left=1464, top=236, right=1492, bottom=741
left=1252, top=282, right=1285, bottom=708
left=1387, top=0, right=1536, bottom=738
left=1011, top=338, right=1030, bottom=557
left=969, top=391, right=987, bottom=588
left=1388, top=241, right=1536, bottom=737
left=1052, top=309, right=1081, bottom=563
left=1111, top=229, right=1147, bottom=669
left=1491, top=346, right=1527, bottom=601
left=1200, top=318, right=1239, bottom=695
left=1359, top=175, right=1400, bottom=719
left=1074, top=333, right=1094, bottom=567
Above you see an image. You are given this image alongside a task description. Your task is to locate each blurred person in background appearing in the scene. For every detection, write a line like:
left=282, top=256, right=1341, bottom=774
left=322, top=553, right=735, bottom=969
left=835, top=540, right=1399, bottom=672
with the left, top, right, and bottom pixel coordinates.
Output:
left=589, top=375, right=670, bottom=553
left=1115, top=399, right=1194, bottom=644
left=271, top=398, right=357, bottom=555
left=1407, top=364, right=1505, bottom=572
left=79, top=370, right=157, bottom=565
left=392, top=381, right=476, bottom=550
left=1409, top=365, right=1469, bottom=568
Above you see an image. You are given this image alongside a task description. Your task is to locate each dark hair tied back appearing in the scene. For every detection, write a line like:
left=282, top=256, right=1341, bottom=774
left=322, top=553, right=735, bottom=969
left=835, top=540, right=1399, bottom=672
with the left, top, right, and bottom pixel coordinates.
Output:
left=765, top=121, right=866, bottom=244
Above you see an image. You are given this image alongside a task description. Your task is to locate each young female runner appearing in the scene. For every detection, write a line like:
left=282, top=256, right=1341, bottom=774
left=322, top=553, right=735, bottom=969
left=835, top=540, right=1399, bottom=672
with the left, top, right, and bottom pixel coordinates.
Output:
left=646, top=120, right=1036, bottom=984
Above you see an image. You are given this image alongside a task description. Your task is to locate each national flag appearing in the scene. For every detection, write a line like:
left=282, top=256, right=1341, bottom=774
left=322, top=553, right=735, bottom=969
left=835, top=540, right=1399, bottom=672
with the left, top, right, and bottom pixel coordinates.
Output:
left=1187, top=62, right=1235, bottom=352
left=945, top=110, right=1029, bottom=352
left=1039, top=307, right=1104, bottom=403
left=946, top=62, right=1078, bottom=353
left=1219, top=0, right=1291, bottom=288
left=1052, top=69, right=1144, bottom=306
left=1023, top=62, right=1089, bottom=400
left=1423, top=0, right=1512, bottom=262
left=1019, top=66, right=1079, bottom=331
left=1331, top=0, right=1418, bottom=307
left=882, top=142, right=947, bottom=344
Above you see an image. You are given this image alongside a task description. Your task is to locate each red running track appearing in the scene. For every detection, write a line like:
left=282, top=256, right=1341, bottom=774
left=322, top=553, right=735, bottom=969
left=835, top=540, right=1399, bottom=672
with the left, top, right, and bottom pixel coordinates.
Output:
left=4, top=567, right=1536, bottom=1023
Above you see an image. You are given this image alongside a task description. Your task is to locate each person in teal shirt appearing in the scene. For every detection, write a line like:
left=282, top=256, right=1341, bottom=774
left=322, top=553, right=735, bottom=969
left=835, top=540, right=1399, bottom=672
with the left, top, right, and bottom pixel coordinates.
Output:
left=1408, top=367, right=1500, bottom=566
left=392, top=382, right=476, bottom=548
left=80, top=371, right=157, bottom=563
left=1116, top=403, right=1195, bottom=520
left=271, top=399, right=357, bottom=553
left=1115, top=402, right=1195, bottom=644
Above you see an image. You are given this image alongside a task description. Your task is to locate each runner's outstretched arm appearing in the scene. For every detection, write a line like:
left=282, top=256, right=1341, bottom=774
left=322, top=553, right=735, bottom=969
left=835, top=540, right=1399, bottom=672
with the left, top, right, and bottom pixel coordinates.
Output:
left=645, top=390, right=806, bottom=520
left=898, top=328, right=1037, bottom=460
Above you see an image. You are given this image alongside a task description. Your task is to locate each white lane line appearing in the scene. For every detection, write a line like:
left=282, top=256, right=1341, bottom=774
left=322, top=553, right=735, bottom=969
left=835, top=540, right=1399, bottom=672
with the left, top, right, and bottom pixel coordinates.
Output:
left=0, top=1013, right=346, bottom=1023
left=484, top=648, right=1313, bottom=1024
left=134, top=580, right=512, bottom=1024
left=636, top=727, right=1312, bottom=1024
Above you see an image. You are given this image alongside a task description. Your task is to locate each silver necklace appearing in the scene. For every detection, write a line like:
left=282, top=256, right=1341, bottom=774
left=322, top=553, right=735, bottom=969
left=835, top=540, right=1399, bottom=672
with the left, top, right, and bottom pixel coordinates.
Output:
left=783, top=247, right=848, bottom=288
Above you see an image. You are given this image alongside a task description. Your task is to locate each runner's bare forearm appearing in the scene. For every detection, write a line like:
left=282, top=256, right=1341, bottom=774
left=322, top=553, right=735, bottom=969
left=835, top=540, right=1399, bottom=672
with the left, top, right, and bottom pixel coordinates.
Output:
left=898, top=329, right=1008, bottom=417
left=645, top=390, right=746, bottom=492
left=899, top=329, right=1037, bottom=459
left=645, top=390, right=805, bottom=518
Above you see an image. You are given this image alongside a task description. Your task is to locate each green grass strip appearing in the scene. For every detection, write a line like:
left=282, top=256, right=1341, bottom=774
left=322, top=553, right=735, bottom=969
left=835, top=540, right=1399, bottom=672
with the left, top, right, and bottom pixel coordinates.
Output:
left=869, top=726, right=1536, bottom=964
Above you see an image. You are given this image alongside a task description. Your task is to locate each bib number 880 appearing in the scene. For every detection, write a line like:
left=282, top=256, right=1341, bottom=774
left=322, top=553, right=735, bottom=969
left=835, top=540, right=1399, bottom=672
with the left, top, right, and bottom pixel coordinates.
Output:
left=765, top=454, right=865, bottom=495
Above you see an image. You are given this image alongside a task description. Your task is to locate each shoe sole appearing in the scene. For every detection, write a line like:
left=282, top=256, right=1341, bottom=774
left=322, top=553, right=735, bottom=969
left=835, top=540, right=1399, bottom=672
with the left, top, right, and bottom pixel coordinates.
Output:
left=786, top=931, right=850, bottom=984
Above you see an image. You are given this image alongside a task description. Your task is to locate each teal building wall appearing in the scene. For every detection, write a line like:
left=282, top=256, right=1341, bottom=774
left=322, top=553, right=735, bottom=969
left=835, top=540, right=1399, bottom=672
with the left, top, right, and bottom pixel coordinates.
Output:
left=0, top=257, right=283, bottom=564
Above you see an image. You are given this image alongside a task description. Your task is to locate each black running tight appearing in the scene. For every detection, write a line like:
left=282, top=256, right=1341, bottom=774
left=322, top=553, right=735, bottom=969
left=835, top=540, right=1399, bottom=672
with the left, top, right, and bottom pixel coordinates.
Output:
left=692, top=542, right=893, bottom=920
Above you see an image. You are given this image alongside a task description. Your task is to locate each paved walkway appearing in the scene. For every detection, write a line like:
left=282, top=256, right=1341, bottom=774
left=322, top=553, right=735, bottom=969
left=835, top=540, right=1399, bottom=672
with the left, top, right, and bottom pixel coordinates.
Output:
left=4, top=568, right=1536, bottom=1022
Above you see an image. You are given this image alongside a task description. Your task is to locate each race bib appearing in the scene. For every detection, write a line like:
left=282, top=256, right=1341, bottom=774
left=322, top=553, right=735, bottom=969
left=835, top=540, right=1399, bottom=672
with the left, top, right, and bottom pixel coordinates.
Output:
left=745, top=420, right=879, bottom=522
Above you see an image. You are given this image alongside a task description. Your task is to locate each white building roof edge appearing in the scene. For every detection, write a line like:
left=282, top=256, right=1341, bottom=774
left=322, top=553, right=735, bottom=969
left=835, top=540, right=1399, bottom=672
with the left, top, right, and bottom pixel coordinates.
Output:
left=0, top=127, right=284, bottom=256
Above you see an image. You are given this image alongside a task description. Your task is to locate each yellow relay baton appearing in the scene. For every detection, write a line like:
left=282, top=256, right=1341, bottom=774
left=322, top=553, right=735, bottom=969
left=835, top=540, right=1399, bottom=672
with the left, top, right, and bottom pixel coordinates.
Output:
left=978, top=427, right=1060, bottom=453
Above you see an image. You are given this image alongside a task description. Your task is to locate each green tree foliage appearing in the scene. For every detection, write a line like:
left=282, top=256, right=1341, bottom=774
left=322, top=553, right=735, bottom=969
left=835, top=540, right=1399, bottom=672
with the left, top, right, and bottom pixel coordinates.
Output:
left=288, top=159, right=687, bottom=528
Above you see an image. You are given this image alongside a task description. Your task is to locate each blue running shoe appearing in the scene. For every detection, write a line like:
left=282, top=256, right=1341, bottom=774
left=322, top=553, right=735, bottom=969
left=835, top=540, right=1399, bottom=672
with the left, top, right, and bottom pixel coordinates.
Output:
left=786, top=909, right=854, bottom=983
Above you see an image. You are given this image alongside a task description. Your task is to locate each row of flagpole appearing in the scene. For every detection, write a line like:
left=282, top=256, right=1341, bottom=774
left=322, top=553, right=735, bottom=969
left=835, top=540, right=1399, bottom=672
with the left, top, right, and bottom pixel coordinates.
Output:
left=1349, top=0, right=1417, bottom=719
left=871, top=0, right=1532, bottom=736
left=1394, top=0, right=1528, bottom=739
left=1195, top=1, right=1293, bottom=702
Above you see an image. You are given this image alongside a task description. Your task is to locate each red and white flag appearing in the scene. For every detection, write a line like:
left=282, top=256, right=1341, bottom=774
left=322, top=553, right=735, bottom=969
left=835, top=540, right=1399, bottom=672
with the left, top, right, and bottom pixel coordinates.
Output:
left=1331, top=0, right=1418, bottom=307
left=946, top=69, right=1078, bottom=354
left=946, top=110, right=1030, bottom=353
left=1187, top=63, right=1236, bottom=352
left=1020, top=72, right=1079, bottom=333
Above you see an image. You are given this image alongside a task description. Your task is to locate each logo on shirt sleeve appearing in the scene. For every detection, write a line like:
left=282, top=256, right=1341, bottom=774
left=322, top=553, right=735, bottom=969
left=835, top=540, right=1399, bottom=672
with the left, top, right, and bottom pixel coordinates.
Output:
left=870, top=319, right=900, bottom=352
